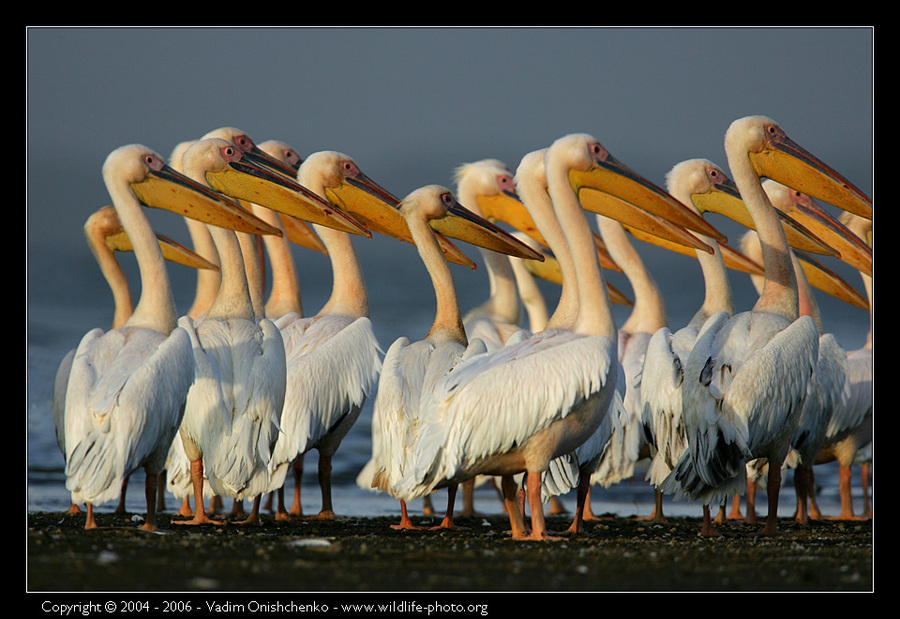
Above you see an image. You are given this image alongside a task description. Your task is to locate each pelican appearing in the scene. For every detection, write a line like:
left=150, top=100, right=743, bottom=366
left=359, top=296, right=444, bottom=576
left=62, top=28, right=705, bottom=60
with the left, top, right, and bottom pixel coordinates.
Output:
left=662, top=116, right=871, bottom=537
left=252, top=140, right=328, bottom=518
left=640, top=159, right=765, bottom=529
left=580, top=212, right=668, bottom=521
left=172, top=137, right=357, bottom=525
left=511, top=147, right=622, bottom=538
left=52, top=206, right=217, bottom=516
left=264, top=150, right=393, bottom=522
left=452, top=160, right=540, bottom=517
left=63, top=143, right=277, bottom=531
left=367, top=184, right=542, bottom=531
left=162, top=137, right=323, bottom=520
left=392, top=134, right=711, bottom=540
left=815, top=211, right=872, bottom=520
left=739, top=225, right=852, bottom=525
left=164, top=140, right=223, bottom=322
left=456, top=161, right=531, bottom=349
left=742, top=180, right=868, bottom=524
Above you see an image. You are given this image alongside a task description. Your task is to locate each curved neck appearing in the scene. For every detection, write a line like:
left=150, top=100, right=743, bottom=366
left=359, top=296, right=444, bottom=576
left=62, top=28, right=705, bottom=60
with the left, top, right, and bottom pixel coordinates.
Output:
left=726, top=148, right=799, bottom=320
left=545, top=155, right=616, bottom=338
left=516, top=170, right=579, bottom=330
left=84, top=228, right=134, bottom=330
left=253, top=206, right=304, bottom=319
left=206, top=223, right=256, bottom=322
left=690, top=235, right=735, bottom=325
left=456, top=180, right=521, bottom=325
left=105, top=177, right=177, bottom=334
left=793, top=250, right=823, bottom=331
left=298, top=167, right=369, bottom=319
left=471, top=247, right=521, bottom=324
left=509, top=257, right=549, bottom=332
left=184, top=217, right=221, bottom=319
left=238, top=231, right=266, bottom=319
left=314, top=225, right=369, bottom=318
left=595, top=215, right=667, bottom=334
left=408, top=212, right=467, bottom=345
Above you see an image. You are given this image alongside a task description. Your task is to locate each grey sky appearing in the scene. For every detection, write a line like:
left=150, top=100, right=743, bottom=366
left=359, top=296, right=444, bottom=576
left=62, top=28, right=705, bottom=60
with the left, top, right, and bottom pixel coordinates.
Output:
left=26, top=26, right=874, bottom=341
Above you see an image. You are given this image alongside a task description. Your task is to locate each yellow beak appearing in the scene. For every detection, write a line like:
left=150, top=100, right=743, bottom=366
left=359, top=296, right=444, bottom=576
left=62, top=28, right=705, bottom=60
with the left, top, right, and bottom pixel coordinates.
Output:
left=325, top=169, right=479, bottom=269
left=580, top=190, right=715, bottom=254
left=279, top=214, right=329, bottom=255
left=521, top=246, right=632, bottom=307
left=795, top=250, right=870, bottom=310
left=750, top=125, right=872, bottom=220
left=775, top=192, right=872, bottom=277
left=128, top=162, right=283, bottom=237
left=568, top=151, right=727, bottom=244
left=690, top=171, right=843, bottom=258
left=473, top=188, right=623, bottom=272
left=99, top=208, right=219, bottom=271
left=202, top=151, right=370, bottom=237
left=429, top=198, right=545, bottom=262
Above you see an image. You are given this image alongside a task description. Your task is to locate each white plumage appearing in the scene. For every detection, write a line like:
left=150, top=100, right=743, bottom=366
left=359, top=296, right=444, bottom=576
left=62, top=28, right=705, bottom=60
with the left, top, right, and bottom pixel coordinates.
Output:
left=64, top=143, right=260, bottom=531
left=640, top=159, right=746, bottom=525
left=265, top=150, right=387, bottom=521
left=387, top=135, right=663, bottom=540
left=173, top=137, right=322, bottom=525
left=55, top=205, right=216, bottom=516
left=366, top=184, right=540, bottom=531
left=661, top=116, right=871, bottom=536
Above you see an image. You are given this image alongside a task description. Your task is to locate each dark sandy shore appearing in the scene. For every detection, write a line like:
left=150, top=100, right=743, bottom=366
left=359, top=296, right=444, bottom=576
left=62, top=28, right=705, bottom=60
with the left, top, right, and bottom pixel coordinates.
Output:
left=26, top=507, right=874, bottom=606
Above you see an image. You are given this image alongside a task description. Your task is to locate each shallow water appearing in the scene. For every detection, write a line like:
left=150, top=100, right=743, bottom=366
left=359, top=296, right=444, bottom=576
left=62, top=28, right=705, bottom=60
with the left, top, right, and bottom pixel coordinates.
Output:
left=26, top=225, right=872, bottom=521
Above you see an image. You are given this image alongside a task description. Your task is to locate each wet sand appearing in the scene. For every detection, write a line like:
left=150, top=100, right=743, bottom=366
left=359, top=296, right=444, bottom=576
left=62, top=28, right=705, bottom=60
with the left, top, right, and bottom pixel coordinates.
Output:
left=26, top=508, right=874, bottom=604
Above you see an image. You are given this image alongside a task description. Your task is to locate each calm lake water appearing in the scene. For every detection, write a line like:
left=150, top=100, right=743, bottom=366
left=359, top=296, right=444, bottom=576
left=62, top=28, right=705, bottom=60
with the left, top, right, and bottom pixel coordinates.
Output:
left=26, top=210, right=872, bottom=521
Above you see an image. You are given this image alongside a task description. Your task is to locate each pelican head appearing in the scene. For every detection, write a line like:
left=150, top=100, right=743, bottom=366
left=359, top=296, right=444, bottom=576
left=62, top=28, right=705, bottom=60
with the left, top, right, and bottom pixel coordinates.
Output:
left=559, top=133, right=726, bottom=248
left=725, top=116, right=872, bottom=220
left=299, top=150, right=402, bottom=238
left=665, top=157, right=848, bottom=259
left=401, top=185, right=544, bottom=261
left=300, top=151, right=478, bottom=268
left=109, top=143, right=282, bottom=237
left=201, top=126, right=301, bottom=179
left=608, top=158, right=762, bottom=275
left=453, top=161, right=523, bottom=219
left=183, top=138, right=369, bottom=236
left=256, top=140, right=328, bottom=256
left=257, top=139, right=303, bottom=172
left=89, top=205, right=219, bottom=271
left=763, top=179, right=872, bottom=276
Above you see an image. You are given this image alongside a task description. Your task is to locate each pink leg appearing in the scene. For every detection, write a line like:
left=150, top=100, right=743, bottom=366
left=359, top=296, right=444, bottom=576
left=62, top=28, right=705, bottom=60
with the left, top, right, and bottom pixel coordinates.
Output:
left=391, top=500, right=427, bottom=530
left=142, top=469, right=159, bottom=532
left=174, top=460, right=223, bottom=525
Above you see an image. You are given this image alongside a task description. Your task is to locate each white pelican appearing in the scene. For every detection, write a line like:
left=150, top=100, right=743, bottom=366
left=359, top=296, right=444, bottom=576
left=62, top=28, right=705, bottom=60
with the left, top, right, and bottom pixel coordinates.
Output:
left=172, top=137, right=359, bottom=525
left=452, top=160, right=547, bottom=517
left=393, top=134, right=710, bottom=540
left=264, top=150, right=396, bottom=521
left=741, top=182, right=870, bottom=524
left=163, top=137, right=325, bottom=520
left=640, top=159, right=765, bottom=529
left=456, top=161, right=531, bottom=349
left=252, top=140, right=328, bottom=518
left=662, top=116, right=871, bottom=537
left=367, top=184, right=542, bottom=531
left=738, top=225, right=851, bottom=525
left=53, top=206, right=218, bottom=516
left=63, top=143, right=277, bottom=531
left=815, top=211, right=872, bottom=520
left=580, top=213, right=668, bottom=521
